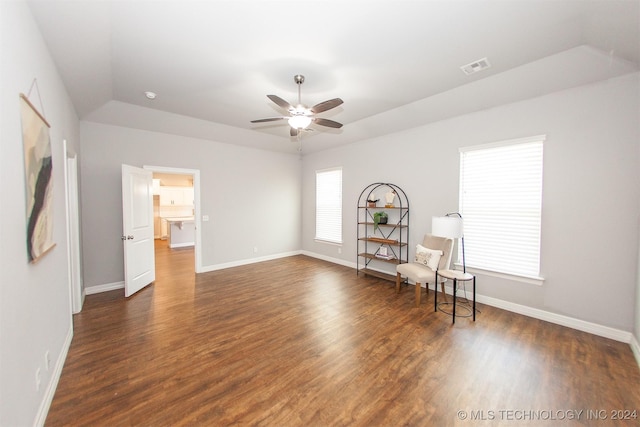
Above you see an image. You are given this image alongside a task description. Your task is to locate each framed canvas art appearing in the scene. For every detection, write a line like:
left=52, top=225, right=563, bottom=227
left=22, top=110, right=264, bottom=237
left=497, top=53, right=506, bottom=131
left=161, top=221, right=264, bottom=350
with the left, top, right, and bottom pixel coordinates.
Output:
left=20, top=93, right=55, bottom=263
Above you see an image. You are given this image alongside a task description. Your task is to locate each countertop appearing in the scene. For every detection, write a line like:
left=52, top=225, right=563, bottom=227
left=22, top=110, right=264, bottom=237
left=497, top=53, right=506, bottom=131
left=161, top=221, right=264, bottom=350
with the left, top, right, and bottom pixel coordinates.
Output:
left=162, top=216, right=194, bottom=222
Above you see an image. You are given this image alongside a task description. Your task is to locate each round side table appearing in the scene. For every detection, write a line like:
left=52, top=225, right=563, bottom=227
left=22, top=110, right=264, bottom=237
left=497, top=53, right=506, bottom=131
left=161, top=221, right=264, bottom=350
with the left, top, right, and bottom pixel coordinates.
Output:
left=434, top=269, right=476, bottom=324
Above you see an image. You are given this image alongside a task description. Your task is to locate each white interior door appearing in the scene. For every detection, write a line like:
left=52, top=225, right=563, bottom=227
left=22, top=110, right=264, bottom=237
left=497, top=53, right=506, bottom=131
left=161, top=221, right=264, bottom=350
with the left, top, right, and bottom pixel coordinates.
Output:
left=121, top=164, right=155, bottom=297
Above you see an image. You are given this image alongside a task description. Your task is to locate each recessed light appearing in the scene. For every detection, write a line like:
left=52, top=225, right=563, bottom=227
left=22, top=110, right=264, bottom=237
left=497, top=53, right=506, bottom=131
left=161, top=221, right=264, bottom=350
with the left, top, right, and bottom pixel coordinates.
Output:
left=144, top=91, right=157, bottom=100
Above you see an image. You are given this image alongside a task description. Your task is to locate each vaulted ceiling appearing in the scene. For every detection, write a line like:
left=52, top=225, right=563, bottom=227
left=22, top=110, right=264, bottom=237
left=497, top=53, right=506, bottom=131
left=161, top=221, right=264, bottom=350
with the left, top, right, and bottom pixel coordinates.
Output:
left=27, top=0, right=640, bottom=154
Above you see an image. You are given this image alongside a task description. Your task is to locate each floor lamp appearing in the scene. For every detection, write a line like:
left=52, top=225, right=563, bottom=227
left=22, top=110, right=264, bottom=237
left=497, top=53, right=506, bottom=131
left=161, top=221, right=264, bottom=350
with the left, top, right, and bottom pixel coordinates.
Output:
left=432, top=212, right=477, bottom=322
left=431, top=213, right=465, bottom=272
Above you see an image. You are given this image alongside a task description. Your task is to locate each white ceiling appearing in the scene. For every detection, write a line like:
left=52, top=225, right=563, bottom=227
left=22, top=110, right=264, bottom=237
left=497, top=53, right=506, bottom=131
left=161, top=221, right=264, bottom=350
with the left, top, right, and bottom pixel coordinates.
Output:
left=27, top=0, right=640, bottom=154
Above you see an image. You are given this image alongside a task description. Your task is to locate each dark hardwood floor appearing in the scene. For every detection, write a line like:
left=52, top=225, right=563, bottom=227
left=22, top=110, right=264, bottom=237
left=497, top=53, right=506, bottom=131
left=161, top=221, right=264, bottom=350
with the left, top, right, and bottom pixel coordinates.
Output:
left=46, top=240, right=640, bottom=426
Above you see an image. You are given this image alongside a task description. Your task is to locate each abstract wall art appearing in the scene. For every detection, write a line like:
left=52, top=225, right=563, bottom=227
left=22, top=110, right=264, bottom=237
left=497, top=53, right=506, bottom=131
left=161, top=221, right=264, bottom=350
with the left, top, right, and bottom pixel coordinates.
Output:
left=20, top=93, right=55, bottom=263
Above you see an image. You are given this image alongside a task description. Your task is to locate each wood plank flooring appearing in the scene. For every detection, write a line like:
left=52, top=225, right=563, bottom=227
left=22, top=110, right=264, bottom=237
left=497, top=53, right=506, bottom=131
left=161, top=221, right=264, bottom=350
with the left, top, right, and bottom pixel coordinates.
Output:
left=46, top=240, right=640, bottom=426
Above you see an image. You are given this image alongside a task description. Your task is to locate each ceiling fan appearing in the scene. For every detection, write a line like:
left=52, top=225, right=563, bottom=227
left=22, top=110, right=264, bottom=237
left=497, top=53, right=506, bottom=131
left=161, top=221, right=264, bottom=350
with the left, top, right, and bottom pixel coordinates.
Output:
left=251, top=75, right=344, bottom=137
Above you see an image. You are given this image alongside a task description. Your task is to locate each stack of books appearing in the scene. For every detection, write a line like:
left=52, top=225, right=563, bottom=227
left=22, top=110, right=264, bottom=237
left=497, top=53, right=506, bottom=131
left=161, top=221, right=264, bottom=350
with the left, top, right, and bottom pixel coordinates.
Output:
left=375, top=253, right=396, bottom=261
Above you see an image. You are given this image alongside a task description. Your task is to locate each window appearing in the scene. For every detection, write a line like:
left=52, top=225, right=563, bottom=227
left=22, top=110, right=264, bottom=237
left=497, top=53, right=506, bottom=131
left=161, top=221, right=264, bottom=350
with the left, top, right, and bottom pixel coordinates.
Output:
left=315, top=168, right=342, bottom=244
left=459, top=135, right=544, bottom=279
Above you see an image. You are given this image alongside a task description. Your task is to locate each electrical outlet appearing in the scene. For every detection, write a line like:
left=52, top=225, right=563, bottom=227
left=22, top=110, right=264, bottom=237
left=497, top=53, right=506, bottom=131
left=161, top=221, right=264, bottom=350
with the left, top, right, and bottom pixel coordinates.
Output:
left=253, top=246, right=258, bottom=254
left=35, top=368, right=41, bottom=391
left=338, top=247, right=342, bottom=254
left=45, top=351, right=51, bottom=371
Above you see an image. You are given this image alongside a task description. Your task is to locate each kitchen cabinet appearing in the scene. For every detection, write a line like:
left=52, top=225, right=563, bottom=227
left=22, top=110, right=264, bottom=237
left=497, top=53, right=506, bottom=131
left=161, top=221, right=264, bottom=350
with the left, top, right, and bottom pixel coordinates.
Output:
left=164, top=217, right=195, bottom=248
left=159, top=186, right=194, bottom=207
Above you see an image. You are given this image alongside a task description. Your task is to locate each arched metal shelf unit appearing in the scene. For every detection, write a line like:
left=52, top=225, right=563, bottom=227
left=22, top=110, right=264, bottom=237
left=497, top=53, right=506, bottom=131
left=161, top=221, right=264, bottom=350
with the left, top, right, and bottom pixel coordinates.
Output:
left=357, top=183, right=409, bottom=282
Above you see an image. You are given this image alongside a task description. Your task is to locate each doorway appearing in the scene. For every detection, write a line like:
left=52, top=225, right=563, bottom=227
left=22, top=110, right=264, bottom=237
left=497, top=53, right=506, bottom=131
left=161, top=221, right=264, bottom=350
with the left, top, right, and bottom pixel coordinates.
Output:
left=143, top=166, right=202, bottom=274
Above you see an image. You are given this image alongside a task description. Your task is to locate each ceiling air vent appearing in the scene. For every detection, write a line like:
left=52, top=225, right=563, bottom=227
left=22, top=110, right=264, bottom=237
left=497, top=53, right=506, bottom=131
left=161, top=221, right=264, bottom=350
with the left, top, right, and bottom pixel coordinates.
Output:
left=460, top=57, right=491, bottom=75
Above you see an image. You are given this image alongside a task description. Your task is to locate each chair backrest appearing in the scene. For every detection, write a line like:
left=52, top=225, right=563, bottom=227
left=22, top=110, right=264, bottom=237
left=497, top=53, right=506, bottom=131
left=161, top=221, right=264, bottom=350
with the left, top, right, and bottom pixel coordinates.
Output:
left=422, top=234, right=454, bottom=271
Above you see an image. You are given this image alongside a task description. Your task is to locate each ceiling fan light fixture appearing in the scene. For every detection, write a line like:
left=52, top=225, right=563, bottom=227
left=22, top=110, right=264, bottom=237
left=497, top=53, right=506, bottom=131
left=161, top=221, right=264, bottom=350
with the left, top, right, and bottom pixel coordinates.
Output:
left=288, top=115, right=312, bottom=129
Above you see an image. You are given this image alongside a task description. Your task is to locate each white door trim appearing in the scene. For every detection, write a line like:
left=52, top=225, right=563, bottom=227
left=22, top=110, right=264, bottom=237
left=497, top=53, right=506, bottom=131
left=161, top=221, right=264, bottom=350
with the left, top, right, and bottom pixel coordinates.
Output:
left=63, top=140, right=84, bottom=314
left=143, top=165, right=202, bottom=273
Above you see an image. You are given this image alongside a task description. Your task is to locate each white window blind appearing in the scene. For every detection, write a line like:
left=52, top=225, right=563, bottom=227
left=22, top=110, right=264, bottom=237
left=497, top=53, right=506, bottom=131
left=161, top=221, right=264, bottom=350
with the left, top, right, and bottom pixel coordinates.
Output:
left=459, top=136, right=544, bottom=278
left=315, top=168, right=342, bottom=244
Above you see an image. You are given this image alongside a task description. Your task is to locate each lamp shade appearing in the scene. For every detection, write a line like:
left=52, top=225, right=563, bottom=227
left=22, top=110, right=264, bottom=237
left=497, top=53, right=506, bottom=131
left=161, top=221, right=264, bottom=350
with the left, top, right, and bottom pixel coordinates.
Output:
left=288, top=115, right=312, bottom=129
left=432, top=216, right=463, bottom=239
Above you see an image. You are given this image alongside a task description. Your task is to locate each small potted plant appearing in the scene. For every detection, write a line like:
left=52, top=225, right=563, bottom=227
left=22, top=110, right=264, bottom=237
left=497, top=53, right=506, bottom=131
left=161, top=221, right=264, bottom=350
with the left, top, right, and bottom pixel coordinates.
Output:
left=373, top=211, right=388, bottom=230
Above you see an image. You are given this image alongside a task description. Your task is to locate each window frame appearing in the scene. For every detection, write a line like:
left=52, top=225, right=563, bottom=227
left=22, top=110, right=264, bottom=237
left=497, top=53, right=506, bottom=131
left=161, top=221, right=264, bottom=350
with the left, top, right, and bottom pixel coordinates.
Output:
left=315, top=167, right=343, bottom=245
left=458, top=135, right=545, bottom=285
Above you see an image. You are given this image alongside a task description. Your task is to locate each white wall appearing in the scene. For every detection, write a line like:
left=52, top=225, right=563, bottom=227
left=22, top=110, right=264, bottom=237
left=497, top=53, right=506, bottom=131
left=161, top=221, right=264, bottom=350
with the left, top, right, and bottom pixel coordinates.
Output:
left=80, top=122, right=302, bottom=290
left=0, top=2, right=80, bottom=425
left=302, top=72, right=640, bottom=333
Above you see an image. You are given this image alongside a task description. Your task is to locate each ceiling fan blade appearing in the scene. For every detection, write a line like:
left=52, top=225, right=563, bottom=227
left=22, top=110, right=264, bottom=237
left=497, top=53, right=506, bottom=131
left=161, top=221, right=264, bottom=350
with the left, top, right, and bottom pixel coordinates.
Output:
left=267, top=95, right=293, bottom=111
left=313, top=117, right=343, bottom=129
left=250, top=117, right=287, bottom=123
left=310, top=98, right=343, bottom=114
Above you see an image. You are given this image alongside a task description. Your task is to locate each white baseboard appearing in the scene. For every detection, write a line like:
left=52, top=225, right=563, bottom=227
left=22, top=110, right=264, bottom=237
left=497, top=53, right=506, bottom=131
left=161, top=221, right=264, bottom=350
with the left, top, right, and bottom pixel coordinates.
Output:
left=85, top=281, right=124, bottom=295
left=300, top=250, right=357, bottom=269
left=474, top=292, right=632, bottom=343
left=421, top=283, right=632, bottom=343
left=199, top=250, right=302, bottom=273
left=169, top=242, right=194, bottom=249
left=34, top=325, right=73, bottom=426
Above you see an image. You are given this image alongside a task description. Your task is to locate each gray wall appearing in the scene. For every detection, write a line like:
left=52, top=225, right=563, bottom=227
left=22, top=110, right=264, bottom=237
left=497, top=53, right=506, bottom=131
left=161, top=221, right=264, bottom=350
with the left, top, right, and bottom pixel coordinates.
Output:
left=302, top=72, right=640, bottom=332
left=0, top=2, right=80, bottom=425
left=80, top=122, right=302, bottom=289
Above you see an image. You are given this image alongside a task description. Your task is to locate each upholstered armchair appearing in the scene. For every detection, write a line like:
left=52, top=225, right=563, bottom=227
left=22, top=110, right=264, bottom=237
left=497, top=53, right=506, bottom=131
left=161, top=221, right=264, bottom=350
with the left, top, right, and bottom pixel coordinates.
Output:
left=396, top=234, right=454, bottom=307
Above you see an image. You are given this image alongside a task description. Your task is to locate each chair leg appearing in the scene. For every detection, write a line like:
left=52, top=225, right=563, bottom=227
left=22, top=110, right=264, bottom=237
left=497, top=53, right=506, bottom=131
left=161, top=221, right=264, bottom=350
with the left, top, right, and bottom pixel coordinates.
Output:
left=396, top=273, right=402, bottom=293
left=440, top=282, right=447, bottom=303
left=415, top=282, right=421, bottom=307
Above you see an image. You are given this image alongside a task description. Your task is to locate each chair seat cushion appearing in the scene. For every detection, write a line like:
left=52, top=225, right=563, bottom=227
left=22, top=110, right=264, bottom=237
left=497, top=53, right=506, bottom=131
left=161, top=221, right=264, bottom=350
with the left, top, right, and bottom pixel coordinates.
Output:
left=397, top=262, right=443, bottom=283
